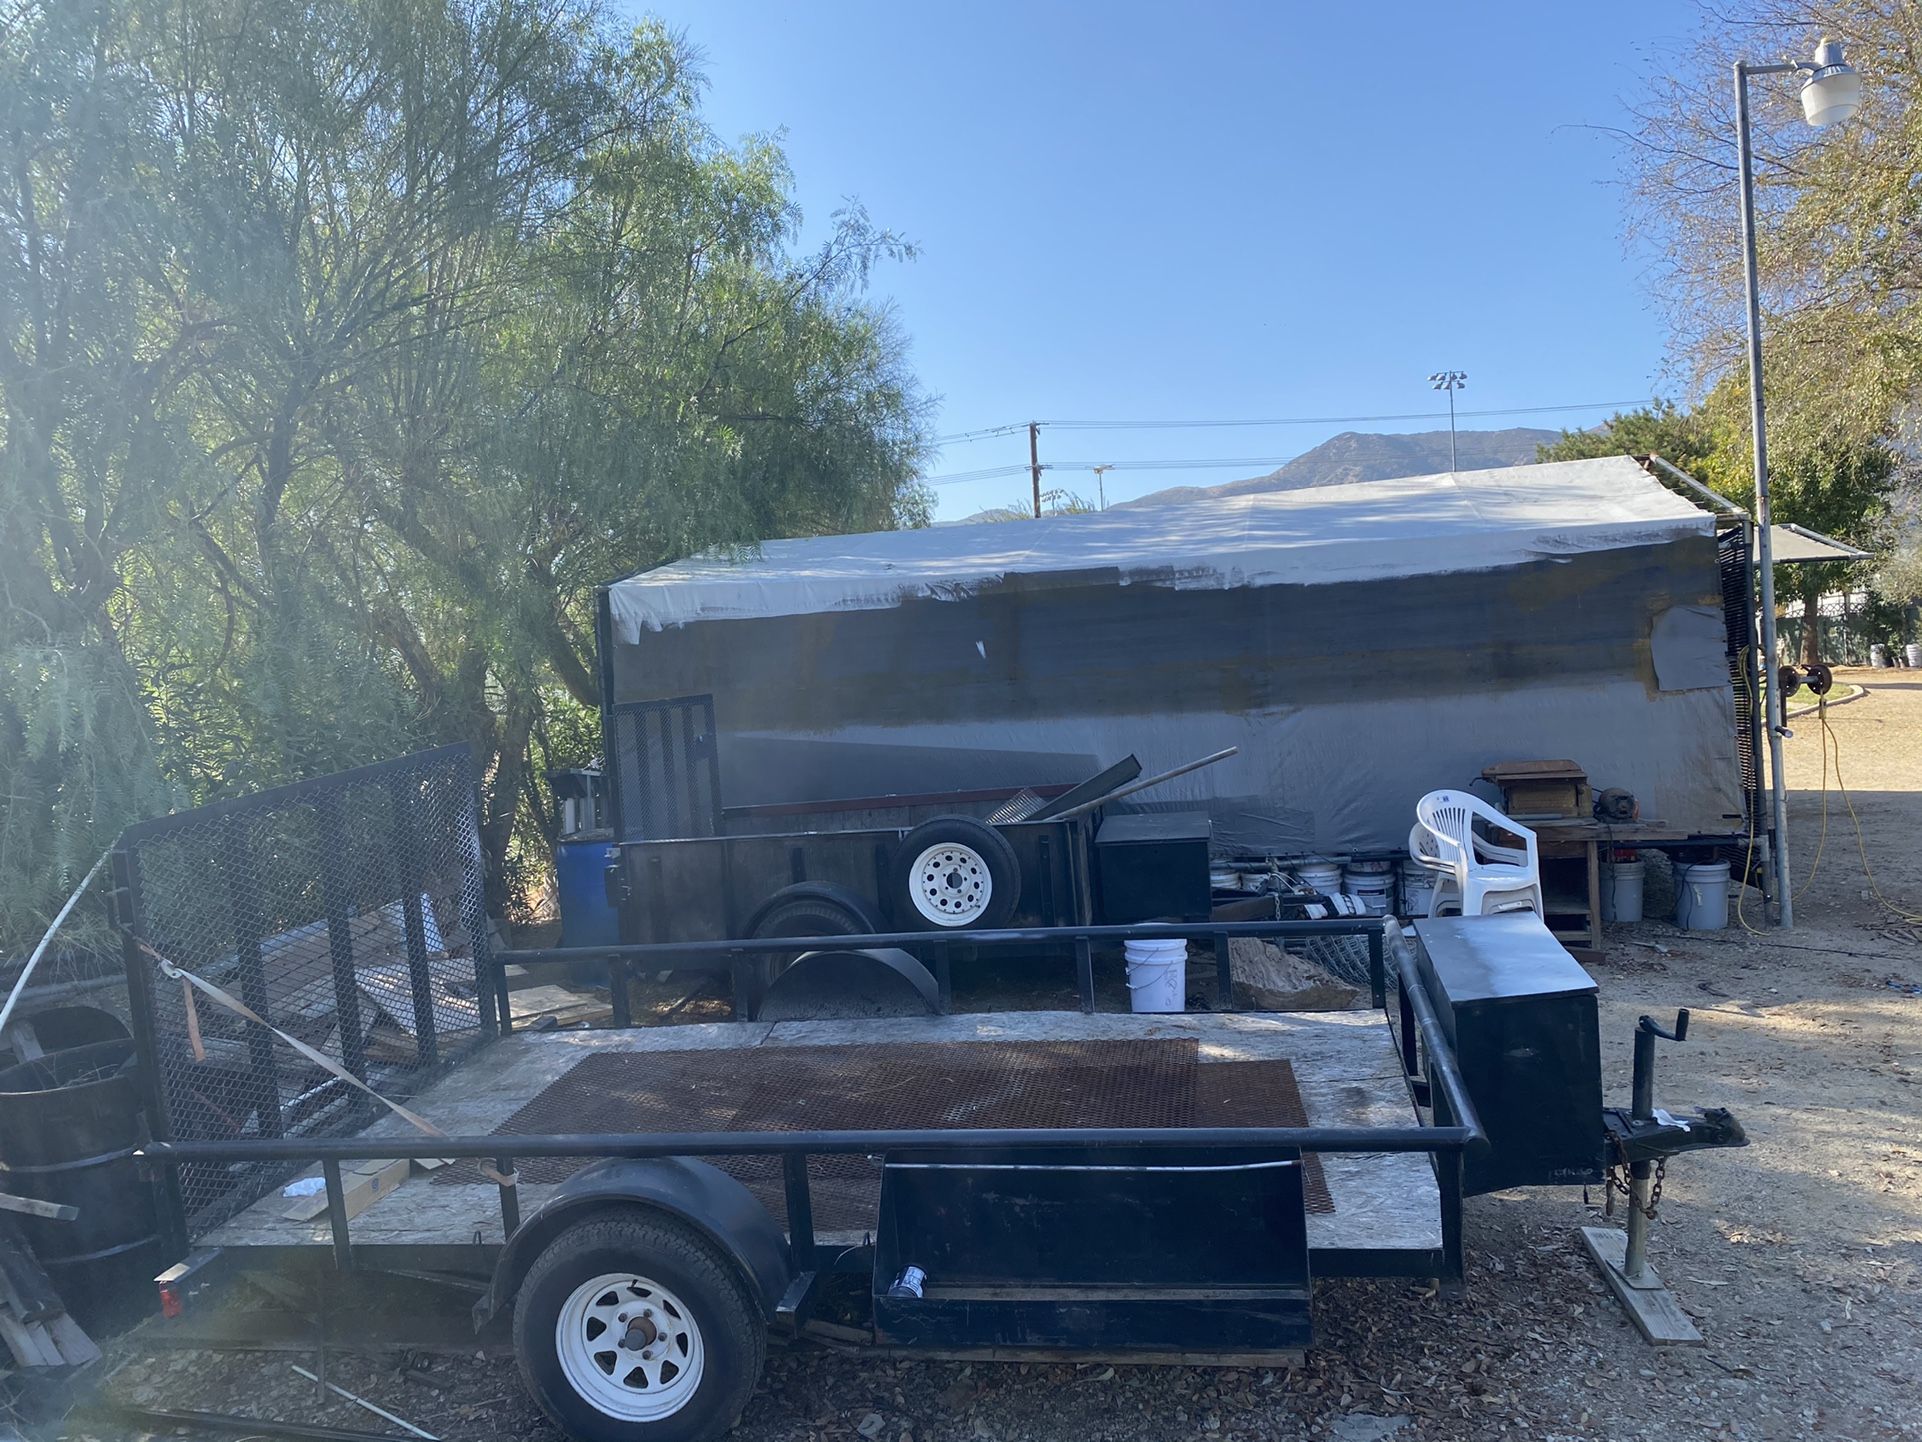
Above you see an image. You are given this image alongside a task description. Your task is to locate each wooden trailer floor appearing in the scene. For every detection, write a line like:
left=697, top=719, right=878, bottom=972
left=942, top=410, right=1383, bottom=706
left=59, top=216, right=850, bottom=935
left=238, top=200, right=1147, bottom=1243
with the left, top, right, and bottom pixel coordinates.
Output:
left=202, top=1011, right=1441, bottom=1260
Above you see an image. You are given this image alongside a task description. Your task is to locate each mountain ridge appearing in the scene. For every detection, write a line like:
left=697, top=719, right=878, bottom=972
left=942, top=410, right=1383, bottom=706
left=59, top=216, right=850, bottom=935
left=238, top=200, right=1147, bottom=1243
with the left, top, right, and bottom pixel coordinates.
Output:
left=1114, top=426, right=1561, bottom=508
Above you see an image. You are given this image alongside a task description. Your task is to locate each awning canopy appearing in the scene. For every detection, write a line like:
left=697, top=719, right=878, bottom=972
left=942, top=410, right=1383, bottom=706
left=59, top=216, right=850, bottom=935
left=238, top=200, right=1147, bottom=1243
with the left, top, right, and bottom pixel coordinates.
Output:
left=1769, top=523, right=1869, bottom=565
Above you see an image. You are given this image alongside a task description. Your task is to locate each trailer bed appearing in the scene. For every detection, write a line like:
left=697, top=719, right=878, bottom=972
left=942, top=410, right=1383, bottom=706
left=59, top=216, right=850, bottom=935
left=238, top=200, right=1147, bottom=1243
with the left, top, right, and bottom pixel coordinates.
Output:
left=203, top=1009, right=1439, bottom=1266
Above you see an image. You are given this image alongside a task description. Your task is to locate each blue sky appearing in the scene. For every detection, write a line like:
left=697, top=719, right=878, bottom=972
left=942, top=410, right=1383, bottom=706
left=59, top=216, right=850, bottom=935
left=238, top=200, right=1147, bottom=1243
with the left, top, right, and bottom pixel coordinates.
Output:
left=626, top=2, right=1700, bottom=519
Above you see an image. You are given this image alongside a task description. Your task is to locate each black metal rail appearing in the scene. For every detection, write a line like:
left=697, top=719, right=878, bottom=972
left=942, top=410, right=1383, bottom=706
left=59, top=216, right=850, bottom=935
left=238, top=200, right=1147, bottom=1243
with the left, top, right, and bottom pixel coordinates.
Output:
left=500, top=915, right=1396, bottom=1022
left=134, top=914, right=1482, bottom=1289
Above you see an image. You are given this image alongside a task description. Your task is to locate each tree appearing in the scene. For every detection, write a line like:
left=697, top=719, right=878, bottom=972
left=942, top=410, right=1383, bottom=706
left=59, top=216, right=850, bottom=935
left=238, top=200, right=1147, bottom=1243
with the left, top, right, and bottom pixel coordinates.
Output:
left=1536, top=400, right=1725, bottom=478
left=0, top=0, right=930, bottom=947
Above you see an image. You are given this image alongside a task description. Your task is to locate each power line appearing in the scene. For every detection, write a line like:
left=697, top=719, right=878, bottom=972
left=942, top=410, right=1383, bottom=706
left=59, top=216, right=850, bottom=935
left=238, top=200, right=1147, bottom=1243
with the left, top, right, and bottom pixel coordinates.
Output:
left=934, top=398, right=1651, bottom=443
left=922, top=463, right=1035, bottom=486
left=931, top=422, right=1032, bottom=445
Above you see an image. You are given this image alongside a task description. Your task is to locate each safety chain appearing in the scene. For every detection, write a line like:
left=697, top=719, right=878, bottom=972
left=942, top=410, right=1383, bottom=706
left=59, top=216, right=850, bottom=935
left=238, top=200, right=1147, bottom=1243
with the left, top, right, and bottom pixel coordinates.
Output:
left=1603, top=1139, right=1667, bottom=1220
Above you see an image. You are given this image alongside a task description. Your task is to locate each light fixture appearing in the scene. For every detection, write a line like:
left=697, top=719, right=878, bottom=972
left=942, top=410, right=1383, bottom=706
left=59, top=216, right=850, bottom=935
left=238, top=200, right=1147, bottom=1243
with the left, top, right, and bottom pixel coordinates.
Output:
left=1800, top=38, right=1862, bottom=127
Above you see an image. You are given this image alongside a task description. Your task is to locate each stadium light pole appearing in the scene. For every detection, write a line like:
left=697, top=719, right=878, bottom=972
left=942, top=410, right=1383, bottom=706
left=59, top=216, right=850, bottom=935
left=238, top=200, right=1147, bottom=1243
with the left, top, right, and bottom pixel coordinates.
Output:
left=1734, top=37, right=1862, bottom=929
left=1428, top=370, right=1466, bottom=470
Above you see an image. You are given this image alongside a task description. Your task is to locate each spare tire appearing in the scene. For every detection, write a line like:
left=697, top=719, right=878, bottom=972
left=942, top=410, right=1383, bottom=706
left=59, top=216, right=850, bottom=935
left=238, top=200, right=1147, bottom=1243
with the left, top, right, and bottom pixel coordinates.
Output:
left=887, top=816, right=1022, bottom=930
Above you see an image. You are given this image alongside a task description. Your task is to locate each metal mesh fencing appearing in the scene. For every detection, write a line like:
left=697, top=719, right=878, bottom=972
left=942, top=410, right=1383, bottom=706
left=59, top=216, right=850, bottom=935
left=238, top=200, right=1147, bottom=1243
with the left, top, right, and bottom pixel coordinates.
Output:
left=112, top=745, right=495, bottom=1238
left=605, top=694, right=722, bottom=841
left=1718, top=527, right=1763, bottom=830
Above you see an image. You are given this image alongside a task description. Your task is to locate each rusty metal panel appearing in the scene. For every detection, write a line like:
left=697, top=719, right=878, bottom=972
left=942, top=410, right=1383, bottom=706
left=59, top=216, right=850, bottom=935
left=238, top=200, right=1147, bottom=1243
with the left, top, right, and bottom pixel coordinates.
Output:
left=436, top=1040, right=1331, bottom=1228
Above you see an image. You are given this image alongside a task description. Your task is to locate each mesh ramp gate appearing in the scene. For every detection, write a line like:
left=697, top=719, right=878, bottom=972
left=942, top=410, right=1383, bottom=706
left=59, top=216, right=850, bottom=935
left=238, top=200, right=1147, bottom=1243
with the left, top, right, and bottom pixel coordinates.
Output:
left=111, top=745, right=496, bottom=1240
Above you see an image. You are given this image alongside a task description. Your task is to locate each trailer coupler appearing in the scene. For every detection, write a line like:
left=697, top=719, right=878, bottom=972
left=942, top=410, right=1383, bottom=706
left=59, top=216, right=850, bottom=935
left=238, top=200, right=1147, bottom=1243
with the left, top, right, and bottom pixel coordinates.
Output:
left=1602, top=1102, right=1747, bottom=1168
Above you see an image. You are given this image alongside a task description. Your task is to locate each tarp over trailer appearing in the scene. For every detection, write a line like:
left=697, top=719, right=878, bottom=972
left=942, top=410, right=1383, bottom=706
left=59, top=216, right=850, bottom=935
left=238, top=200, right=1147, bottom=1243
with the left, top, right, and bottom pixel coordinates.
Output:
left=601, top=456, right=1747, bottom=855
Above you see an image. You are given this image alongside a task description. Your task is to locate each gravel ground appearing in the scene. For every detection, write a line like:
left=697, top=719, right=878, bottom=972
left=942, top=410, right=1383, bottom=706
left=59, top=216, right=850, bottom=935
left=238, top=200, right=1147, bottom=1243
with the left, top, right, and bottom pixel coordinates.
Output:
left=66, top=671, right=1922, bottom=1442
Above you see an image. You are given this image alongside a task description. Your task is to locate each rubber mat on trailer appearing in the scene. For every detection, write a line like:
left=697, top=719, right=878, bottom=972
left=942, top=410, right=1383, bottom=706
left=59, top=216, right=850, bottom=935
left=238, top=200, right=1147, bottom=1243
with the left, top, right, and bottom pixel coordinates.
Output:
left=438, top=1038, right=1334, bottom=1227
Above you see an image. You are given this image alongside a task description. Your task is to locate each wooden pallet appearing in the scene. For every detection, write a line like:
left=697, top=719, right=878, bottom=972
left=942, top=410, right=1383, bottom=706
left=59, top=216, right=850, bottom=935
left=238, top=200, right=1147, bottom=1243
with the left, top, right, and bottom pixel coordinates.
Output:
left=0, top=1217, right=100, bottom=1369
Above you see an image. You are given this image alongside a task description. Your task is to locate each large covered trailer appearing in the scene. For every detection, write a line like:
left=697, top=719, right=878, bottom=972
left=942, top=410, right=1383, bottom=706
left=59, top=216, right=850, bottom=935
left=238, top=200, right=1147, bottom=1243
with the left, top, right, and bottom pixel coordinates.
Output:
left=97, top=749, right=1744, bottom=1442
left=597, top=455, right=1763, bottom=862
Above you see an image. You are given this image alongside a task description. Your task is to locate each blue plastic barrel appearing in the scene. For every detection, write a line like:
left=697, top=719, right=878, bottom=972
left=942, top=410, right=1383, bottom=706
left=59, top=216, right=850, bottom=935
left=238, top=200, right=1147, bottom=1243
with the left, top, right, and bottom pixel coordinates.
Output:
left=555, top=833, right=621, bottom=949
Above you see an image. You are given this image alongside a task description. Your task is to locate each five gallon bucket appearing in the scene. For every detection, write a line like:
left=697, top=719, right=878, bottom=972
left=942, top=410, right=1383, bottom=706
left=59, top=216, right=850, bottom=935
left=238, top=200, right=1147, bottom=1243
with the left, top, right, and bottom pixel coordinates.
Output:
left=1600, top=858, right=1645, bottom=924
left=1674, top=860, right=1732, bottom=931
left=1908, top=643, right=1922, bottom=669
left=1124, top=938, right=1188, bottom=1014
left=1399, top=861, right=1440, bottom=919
left=1292, top=860, right=1343, bottom=897
left=1341, top=861, right=1395, bottom=917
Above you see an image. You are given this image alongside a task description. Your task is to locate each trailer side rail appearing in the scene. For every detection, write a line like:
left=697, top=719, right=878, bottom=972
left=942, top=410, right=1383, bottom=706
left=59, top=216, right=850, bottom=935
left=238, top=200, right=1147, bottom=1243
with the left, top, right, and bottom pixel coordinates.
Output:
left=138, top=917, right=1480, bottom=1282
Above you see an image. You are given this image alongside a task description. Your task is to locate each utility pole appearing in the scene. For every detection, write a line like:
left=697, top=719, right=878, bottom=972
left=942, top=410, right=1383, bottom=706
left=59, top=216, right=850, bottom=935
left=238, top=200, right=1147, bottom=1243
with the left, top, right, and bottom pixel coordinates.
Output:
left=1029, top=421, right=1042, bottom=518
left=1092, top=464, right=1114, bottom=510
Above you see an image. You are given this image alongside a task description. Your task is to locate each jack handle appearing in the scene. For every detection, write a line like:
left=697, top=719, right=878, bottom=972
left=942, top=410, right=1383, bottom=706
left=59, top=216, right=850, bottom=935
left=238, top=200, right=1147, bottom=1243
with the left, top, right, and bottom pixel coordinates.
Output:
left=1638, top=1009, right=1689, bottom=1043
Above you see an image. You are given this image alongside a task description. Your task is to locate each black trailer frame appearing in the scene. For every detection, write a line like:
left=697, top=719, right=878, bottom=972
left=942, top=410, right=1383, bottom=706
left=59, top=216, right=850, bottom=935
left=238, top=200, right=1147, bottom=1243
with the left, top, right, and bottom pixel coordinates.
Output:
left=132, top=914, right=1484, bottom=1292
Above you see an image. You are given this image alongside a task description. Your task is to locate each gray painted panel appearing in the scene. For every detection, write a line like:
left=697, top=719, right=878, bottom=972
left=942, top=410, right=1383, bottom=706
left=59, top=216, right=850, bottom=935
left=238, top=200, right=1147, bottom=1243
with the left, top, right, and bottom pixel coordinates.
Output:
left=608, top=537, right=1743, bottom=853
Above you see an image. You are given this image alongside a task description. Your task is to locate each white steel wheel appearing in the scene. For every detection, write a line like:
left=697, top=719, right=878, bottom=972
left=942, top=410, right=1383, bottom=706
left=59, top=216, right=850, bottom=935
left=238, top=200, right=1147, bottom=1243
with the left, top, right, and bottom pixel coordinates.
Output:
left=555, top=1272, right=705, bottom=1422
left=909, top=842, right=993, bottom=926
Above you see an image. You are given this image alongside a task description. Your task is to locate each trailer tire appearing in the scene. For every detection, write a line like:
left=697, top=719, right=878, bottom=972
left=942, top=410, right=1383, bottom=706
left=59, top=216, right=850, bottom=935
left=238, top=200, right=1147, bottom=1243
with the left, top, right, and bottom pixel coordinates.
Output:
left=514, top=1212, right=766, bottom=1442
left=745, top=882, right=886, bottom=942
left=887, top=816, right=1021, bottom=929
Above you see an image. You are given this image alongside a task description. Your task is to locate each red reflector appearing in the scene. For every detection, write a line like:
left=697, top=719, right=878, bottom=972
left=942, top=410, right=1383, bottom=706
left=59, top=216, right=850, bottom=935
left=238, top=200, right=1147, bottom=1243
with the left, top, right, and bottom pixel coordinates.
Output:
left=158, top=1283, right=183, bottom=1319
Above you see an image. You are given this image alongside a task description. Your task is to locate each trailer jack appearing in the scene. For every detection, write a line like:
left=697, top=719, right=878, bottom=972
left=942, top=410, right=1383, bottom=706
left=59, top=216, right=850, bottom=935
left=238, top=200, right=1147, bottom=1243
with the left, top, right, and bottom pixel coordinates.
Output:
left=1579, top=1010, right=1748, bottom=1346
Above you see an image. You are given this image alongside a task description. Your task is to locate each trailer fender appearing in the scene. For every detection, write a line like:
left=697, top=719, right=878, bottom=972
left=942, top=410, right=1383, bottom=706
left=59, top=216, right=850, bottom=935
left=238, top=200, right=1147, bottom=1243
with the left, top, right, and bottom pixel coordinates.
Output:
left=474, top=1157, right=791, bottom=1327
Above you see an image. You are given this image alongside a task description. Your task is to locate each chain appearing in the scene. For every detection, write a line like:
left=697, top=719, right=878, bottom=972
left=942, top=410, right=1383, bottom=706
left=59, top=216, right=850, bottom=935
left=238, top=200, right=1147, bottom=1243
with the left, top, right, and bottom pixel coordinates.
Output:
left=1603, top=1139, right=1667, bottom=1220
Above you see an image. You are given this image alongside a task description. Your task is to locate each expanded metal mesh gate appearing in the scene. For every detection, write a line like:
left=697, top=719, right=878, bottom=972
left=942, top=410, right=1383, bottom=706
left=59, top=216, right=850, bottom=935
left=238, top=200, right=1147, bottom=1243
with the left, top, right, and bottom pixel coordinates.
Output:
left=1717, top=528, right=1765, bottom=832
left=111, top=745, right=495, bottom=1239
left=605, top=694, right=722, bottom=841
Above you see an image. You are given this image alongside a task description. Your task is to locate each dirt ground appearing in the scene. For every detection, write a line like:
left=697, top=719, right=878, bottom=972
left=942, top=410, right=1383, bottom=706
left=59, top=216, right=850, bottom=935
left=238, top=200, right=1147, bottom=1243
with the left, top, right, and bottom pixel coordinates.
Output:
left=73, top=670, right=1922, bottom=1442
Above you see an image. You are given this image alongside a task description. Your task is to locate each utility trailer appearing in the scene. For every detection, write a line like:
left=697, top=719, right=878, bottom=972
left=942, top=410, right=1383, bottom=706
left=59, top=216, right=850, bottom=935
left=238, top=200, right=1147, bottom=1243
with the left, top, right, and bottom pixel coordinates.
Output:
left=101, top=748, right=1744, bottom=1442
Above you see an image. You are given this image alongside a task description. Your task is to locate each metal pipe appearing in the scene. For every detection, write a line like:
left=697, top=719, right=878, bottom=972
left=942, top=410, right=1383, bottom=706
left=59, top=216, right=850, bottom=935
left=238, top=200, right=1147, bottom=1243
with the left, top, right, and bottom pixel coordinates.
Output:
left=144, top=1119, right=1477, bottom=1168
left=499, top=915, right=1386, bottom=969
left=1735, top=59, right=1795, bottom=928
left=1392, top=944, right=1489, bottom=1155
left=1642, top=453, right=1749, bottom=518
left=88, top=1406, right=411, bottom=1442
left=1047, top=747, right=1239, bottom=820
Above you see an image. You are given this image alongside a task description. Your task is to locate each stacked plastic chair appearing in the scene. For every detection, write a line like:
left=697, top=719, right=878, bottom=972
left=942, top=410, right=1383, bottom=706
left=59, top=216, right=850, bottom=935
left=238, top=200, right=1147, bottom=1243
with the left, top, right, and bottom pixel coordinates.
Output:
left=1409, top=789, right=1544, bottom=917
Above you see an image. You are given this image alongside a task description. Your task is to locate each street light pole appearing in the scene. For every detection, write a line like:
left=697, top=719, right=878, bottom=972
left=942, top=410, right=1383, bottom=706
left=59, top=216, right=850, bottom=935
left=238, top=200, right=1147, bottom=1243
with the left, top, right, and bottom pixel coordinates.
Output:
left=1429, top=370, right=1467, bottom=470
left=1731, top=39, right=1862, bottom=929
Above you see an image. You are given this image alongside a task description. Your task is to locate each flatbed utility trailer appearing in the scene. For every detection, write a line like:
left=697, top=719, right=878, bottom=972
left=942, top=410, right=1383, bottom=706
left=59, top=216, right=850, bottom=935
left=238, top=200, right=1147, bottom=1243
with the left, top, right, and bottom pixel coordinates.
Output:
left=104, top=748, right=1744, bottom=1442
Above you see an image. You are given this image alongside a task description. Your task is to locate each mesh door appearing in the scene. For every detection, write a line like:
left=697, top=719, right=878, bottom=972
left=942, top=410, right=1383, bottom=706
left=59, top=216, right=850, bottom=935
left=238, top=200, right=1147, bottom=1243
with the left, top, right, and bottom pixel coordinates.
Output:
left=605, top=695, right=722, bottom=841
left=112, top=745, right=494, bottom=1237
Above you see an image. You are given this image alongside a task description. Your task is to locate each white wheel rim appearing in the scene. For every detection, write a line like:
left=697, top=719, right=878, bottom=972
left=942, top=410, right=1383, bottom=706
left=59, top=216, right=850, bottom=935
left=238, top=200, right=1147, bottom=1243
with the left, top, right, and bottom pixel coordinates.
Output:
left=555, top=1272, right=705, bottom=1421
left=909, top=842, right=993, bottom=926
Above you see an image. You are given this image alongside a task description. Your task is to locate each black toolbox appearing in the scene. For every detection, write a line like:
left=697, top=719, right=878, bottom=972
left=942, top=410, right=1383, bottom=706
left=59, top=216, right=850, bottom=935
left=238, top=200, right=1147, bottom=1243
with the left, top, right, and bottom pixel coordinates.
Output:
left=1410, top=911, right=1603, bottom=1194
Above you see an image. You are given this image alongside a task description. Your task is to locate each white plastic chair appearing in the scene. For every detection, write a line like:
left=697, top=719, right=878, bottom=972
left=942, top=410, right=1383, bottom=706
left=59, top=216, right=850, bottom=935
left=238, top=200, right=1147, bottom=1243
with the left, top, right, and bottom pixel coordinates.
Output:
left=1412, top=789, right=1544, bottom=918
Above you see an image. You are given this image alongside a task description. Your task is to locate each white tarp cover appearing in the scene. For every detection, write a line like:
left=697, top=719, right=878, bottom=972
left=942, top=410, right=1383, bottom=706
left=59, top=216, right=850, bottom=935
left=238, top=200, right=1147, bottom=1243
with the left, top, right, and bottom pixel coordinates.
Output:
left=608, top=455, right=1711, bottom=640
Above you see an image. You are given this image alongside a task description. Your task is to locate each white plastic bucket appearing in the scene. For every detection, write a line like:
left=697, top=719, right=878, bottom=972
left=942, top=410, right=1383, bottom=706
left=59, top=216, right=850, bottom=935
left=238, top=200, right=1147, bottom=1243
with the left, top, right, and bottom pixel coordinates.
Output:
left=1674, top=861, right=1732, bottom=931
left=1342, top=867, right=1395, bottom=916
left=1399, top=862, right=1440, bottom=919
left=1907, top=643, right=1922, bottom=669
left=1293, top=860, right=1343, bottom=896
left=1124, top=939, right=1188, bottom=1014
left=1600, top=860, right=1645, bottom=924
